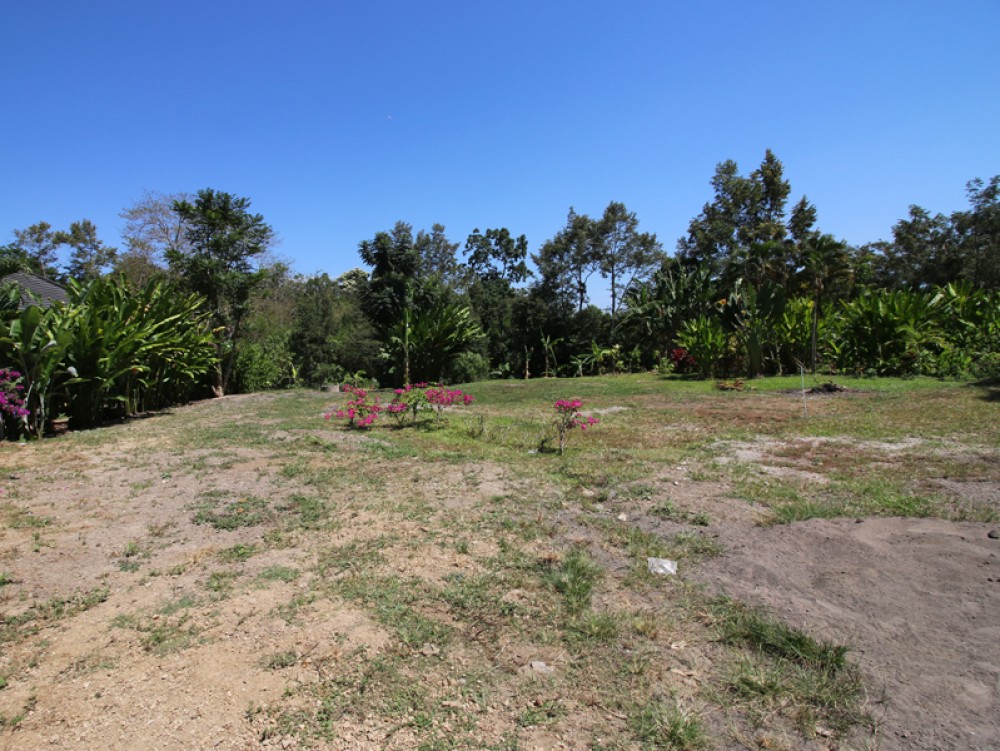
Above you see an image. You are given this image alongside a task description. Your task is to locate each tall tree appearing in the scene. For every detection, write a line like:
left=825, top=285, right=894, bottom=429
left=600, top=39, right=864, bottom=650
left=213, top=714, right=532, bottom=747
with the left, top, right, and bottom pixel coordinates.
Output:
left=533, top=208, right=601, bottom=314
left=9, top=222, right=61, bottom=277
left=677, top=150, right=801, bottom=291
left=169, top=189, right=274, bottom=395
left=57, top=219, right=118, bottom=282
left=464, top=227, right=531, bottom=371
left=358, top=221, right=419, bottom=336
left=414, top=223, right=465, bottom=290
left=117, top=191, right=192, bottom=288
left=953, top=175, right=1000, bottom=290
left=594, top=202, right=663, bottom=318
left=748, top=148, right=791, bottom=245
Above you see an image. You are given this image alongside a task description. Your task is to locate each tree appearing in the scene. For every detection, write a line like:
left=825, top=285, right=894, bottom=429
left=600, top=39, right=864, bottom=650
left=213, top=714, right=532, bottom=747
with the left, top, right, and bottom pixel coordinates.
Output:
left=798, top=233, right=853, bottom=372
left=57, top=219, right=117, bottom=282
left=358, top=222, right=419, bottom=335
left=288, top=273, right=380, bottom=385
left=533, top=208, right=601, bottom=314
left=594, top=201, right=663, bottom=318
left=464, top=228, right=532, bottom=372
left=953, top=175, right=1000, bottom=290
left=414, top=223, right=466, bottom=290
left=117, top=191, right=192, bottom=289
left=168, top=189, right=274, bottom=395
left=617, top=262, right=715, bottom=364
left=788, top=196, right=818, bottom=245
left=8, top=222, right=61, bottom=278
left=677, top=150, right=801, bottom=291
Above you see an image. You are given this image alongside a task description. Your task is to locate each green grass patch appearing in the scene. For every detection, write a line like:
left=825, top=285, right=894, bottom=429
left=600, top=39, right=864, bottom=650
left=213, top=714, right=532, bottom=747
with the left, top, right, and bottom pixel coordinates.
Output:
left=192, top=494, right=272, bottom=530
left=0, top=588, right=109, bottom=645
left=257, top=565, right=300, bottom=583
left=218, top=543, right=258, bottom=563
left=712, top=597, right=867, bottom=735
left=629, top=697, right=707, bottom=750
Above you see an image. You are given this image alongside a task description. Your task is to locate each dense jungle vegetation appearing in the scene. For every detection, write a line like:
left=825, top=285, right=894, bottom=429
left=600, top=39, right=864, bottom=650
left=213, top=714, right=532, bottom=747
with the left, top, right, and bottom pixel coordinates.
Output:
left=2, top=152, right=998, bottom=437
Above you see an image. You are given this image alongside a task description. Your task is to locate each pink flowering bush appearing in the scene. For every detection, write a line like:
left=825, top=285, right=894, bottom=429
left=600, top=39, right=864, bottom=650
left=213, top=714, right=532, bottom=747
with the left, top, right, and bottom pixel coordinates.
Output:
left=0, top=369, right=30, bottom=440
left=554, top=399, right=599, bottom=455
left=425, top=386, right=475, bottom=421
left=325, top=383, right=474, bottom=429
left=324, top=385, right=382, bottom=428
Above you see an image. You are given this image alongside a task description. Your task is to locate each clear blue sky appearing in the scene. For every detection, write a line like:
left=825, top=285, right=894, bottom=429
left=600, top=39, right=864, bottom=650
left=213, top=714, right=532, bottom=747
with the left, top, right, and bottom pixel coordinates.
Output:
left=2, top=1, right=998, bottom=302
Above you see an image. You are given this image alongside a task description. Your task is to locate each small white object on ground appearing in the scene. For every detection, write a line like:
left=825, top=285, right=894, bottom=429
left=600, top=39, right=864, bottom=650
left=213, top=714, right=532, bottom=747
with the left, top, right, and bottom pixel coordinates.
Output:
left=647, top=557, right=678, bottom=575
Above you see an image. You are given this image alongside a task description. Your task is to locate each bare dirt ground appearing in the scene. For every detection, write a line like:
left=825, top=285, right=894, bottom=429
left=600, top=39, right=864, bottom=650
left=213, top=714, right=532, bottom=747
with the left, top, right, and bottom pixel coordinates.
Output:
left=1, top=390, right=998, bottom=750
left=694, top=517, right=1000, bottom=751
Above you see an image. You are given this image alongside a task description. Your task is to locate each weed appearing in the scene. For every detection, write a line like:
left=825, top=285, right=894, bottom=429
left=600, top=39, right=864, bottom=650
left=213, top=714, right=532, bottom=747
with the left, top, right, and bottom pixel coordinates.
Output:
left=118, top=540, right=150, bottom=572
left=141, top=616, right=199, bottom=655
left=712, top=597, right=866, bottom=735
left=160, top=595, right=198, bottom=615
left=1, top=504, right=51, bottom=529
left=714, top=598, right=847, bottom=671
left=651, top=500, right=710, bottom=526
left=264, top=650, right=299, bottom=670
left=517, top=698, right=563, bottom=727
left=218, top=543, right=258, bottom=563
left=257, top=566, right=300, bottom=584
left=629, top=698, right=707, bottom=750
left=542, top=547, right=602, bottom=615
left=206, top=571, right=239, bottom=593
left=192, top=494, right=272, bottom=530
left=337, top=574, right=451, bottom=649
left=1, top=588, right=109, bottom=645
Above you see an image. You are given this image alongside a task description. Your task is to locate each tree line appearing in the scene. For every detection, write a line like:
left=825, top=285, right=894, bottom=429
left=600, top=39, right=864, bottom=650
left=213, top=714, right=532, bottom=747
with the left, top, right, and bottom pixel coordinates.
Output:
left=2, top=151, right=998, bottom=433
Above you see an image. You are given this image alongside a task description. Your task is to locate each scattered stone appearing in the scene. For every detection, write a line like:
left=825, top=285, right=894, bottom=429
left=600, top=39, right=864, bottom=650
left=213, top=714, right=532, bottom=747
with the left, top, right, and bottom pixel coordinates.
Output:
left=419, top=642, right=440, bottom=657
left=529, top=660, right=555, bottom=674
left=616, top=513, right=628, bottom=522
left=988, top=530, right=999, bottom=540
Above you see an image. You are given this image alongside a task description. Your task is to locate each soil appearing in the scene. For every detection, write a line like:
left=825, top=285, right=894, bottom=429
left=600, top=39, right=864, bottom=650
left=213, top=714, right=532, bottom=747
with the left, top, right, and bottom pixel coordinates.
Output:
left=1, top=393, right=998, bottom=750
left=694, top=517, right=1000, bottom=751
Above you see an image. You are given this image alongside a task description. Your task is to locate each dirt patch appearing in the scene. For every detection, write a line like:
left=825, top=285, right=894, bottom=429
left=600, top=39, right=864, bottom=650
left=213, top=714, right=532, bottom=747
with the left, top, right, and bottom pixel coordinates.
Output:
left=2, top=387, right=998, bottom=750
left=694, top=517, right=1000, bottom=751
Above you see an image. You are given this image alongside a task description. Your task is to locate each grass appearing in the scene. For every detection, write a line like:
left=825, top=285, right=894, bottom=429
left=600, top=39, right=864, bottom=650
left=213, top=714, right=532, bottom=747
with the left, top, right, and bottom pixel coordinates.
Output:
left=711, top=597, right=867, bottom=734
left=629, top=698, right=708, bottom=750
left=0, top=589, right=109, bottom=645
left=191, top=494, right=272, bottom=530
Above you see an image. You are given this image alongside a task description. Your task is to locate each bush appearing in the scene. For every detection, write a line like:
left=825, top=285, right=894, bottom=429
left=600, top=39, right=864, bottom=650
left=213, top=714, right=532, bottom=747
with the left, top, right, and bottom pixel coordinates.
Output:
left=230, top=337, right=295, bottom=393
left=446, top=351, right=490, bottom=384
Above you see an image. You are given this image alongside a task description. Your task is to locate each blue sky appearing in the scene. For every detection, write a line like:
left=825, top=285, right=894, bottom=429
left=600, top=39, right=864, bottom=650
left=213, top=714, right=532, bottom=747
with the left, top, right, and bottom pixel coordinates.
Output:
left=2, top=1, right=998, bottom=303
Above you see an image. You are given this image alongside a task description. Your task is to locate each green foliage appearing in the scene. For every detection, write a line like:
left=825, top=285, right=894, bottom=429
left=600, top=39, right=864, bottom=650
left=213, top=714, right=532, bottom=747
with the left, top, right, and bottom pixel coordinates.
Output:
left=359, top=222, right=419, bottom=336
left=542, top=548, right=602, bottom=615
left=833, top=290, right=946, bottom=375
left=57, top=219, right=118, bottom=282
left=230, top=335, right=296, bottom=393
left=0, top=304, right=73, bottom=436
left=388, top=302, right=484, bottom=383
left=594, top=201, right=663, bottom=318
left=169, top=189, right=274, bottom=394
left=720, top=281, right=786, bottom=377
left=56, top=276, right=217, bottom=428
left=629, top=699, right=707, bottom=750
left=676, top=316, right=728, bottom=378
left=445, top=351, right=489, bottom=383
